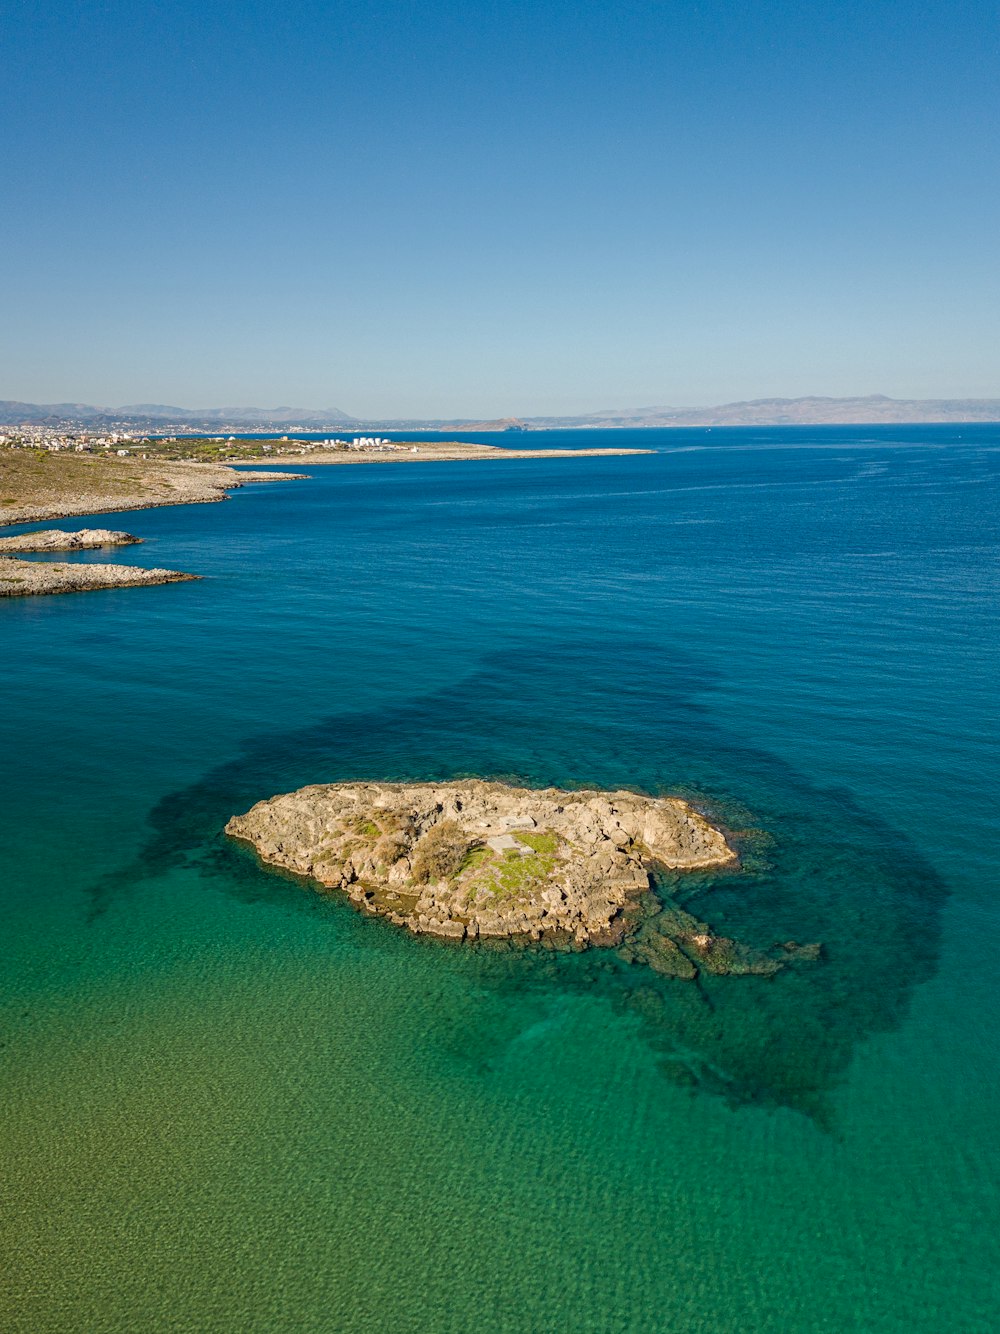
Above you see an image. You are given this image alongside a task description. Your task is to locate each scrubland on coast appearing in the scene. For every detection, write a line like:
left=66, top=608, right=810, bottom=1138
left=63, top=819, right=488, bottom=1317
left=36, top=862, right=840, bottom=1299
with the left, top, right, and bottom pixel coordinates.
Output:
left=0, top=439, right=649, bottom=530
left=0, top=448, right=301, bottom=527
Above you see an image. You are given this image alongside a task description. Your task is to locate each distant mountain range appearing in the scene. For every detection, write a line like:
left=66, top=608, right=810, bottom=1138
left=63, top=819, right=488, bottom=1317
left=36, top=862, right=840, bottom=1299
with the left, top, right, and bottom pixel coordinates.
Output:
left=519, top=395, right=1000, bottom=428
left=2, top=394, right=999, bottom=431
left=0, top=401, right=354, bottom=428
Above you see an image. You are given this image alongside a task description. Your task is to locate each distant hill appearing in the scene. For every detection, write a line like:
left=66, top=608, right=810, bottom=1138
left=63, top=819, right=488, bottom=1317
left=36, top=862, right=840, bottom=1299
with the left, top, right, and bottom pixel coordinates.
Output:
left=0, top=401, right=355, bottom=428
left=525, top=395, right=1000, bottom=428
left=119, top=404, right=355, bottom=425
left=451, top=417, right=530, bottom=431
left=0, top=401, right=110, bottom=423
left=3, top=394, right=999, bottom=431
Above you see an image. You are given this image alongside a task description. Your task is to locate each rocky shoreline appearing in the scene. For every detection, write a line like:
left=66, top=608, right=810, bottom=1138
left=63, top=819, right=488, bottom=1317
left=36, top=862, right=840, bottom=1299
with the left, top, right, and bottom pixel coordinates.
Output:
left=0, top=442, right=649, bottom=532
left=226, top=780, right=818, bottom=978
left=0, top=527, right=142, bottom=553
left=270, top=442, right=653, bottom=466
left=0, top=558, right=198, bottom=598
left=0, top=451, right=303, bottom=528
left=0, top=456, right=300, bottom=597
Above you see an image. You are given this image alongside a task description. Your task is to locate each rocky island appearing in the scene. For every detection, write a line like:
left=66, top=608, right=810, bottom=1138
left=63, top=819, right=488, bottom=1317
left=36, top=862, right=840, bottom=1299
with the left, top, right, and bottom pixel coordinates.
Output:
left=0, top=528, right=142, bottom=553
left=0, top=558, right=198, bottom=597
left=227, top=781, right=817, bottom=978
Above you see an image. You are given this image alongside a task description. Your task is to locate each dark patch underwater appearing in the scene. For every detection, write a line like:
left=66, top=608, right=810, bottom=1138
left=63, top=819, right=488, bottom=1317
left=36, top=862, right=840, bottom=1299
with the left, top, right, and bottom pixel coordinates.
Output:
left=96, top=639, right=948, bottom=1124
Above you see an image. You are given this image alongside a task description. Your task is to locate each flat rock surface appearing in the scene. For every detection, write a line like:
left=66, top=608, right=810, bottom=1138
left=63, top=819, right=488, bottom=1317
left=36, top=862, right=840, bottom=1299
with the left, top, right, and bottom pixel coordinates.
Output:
left=0, top=557, right=198, bottom=597
left=0, top=528, right=142, bottom=552
left=226, top=781, right=793, bottom=971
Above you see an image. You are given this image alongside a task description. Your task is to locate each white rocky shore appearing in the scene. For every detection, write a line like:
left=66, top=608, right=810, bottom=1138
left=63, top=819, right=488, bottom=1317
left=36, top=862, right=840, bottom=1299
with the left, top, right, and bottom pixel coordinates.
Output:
left=0, top=557, right=198, bottom=597
left=0, top=528, right=142, bottom=553
left=225, top=781, right=819, bottom=977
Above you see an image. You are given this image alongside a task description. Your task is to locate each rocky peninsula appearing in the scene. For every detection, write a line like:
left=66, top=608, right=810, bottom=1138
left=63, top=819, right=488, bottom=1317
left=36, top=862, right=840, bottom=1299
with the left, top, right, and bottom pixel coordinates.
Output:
left=0, top=528, right=142, bottom=553
left=276, top=441, right=653, bottom=466
left=227, top=781, right=817, bottom=978
left=0, top=442, right=648, bottom=531
left=0, top=449, right=302, bottom=527
left=0, top=558, right=198, bottom=598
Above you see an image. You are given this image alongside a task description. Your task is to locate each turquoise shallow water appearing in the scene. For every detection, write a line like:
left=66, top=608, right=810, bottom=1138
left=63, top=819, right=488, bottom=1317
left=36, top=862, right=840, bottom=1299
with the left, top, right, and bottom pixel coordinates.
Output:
left=2, top=426, right=999, bottom=1331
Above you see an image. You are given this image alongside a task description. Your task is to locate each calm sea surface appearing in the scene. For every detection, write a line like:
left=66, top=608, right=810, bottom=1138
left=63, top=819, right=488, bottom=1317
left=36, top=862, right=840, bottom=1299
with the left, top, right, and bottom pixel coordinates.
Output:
left=2, top=425, right=999, bottom=1331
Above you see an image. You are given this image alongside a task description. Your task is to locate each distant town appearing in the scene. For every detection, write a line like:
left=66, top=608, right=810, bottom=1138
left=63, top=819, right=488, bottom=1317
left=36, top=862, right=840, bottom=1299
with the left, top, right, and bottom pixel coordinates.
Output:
left=0, top=427, right=412, bottom=463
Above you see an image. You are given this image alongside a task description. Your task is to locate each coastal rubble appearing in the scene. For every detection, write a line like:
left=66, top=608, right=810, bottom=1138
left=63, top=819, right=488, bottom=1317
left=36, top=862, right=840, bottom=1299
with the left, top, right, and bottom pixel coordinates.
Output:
left=226, top=780, right=814, bottom=978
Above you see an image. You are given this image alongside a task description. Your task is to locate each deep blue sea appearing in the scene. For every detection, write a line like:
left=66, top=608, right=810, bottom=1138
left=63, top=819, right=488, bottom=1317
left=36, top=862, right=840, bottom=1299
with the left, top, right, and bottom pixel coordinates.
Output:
left=3, top=425, right=999, bottom=1331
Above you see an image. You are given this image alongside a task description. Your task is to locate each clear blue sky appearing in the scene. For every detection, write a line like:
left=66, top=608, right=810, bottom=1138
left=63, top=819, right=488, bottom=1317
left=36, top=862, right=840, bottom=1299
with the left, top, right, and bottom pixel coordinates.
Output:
left=4, top=0, right=998, bottom=417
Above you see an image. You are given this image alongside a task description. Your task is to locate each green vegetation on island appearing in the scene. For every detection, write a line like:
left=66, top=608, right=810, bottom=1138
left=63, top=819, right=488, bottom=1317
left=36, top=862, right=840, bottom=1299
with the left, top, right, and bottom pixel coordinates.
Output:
left=226, top=780, right=820, bottom=979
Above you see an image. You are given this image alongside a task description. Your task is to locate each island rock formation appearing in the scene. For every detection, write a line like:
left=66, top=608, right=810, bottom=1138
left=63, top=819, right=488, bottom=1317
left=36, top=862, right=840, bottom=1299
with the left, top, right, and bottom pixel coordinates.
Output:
left=226, top=781, right=815, bottom=978
left=0, top=528, right=142, bottom=553
left=0, top=558, right=198, bottom=597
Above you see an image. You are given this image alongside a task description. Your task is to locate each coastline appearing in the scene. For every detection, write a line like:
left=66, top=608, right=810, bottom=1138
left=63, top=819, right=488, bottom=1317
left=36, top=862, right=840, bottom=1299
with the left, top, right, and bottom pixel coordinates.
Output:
left=0, top=454, right=303, bottom=528
left=0, top=558, right=198, bottom=597
left=0, top=527, right=142, bottom=552
left=4, top=424, right=994, bottom=1331
left=255, top=442, right=654, bottom=466
left=0, top=442, right=649, bottom=529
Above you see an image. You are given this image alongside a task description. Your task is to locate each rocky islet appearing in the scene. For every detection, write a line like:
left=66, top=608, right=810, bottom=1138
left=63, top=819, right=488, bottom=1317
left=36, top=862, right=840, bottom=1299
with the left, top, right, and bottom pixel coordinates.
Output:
left=0, top=528, right=143, bottom=553
left=0, top=558, right=199, bottom=597
left=226, top=780, right=817, bottom=979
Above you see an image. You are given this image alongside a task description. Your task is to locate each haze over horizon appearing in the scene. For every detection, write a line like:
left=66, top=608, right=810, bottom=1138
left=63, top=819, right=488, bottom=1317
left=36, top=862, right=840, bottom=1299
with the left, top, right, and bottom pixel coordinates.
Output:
left=4, top=0, right=998, bottom=416
left=7, top=391, right=1000, bottom=431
